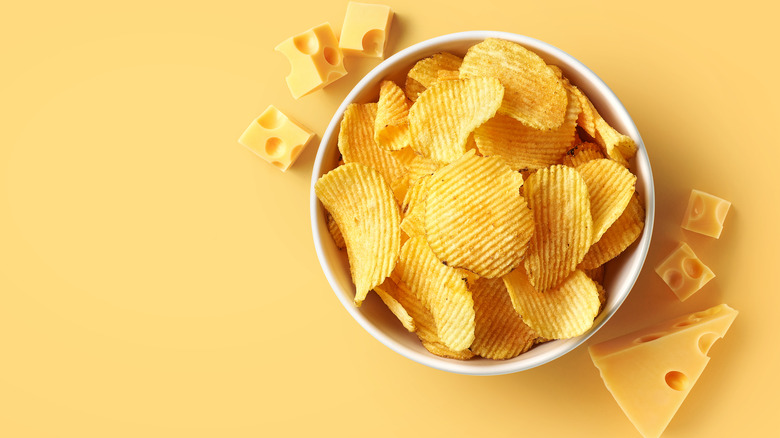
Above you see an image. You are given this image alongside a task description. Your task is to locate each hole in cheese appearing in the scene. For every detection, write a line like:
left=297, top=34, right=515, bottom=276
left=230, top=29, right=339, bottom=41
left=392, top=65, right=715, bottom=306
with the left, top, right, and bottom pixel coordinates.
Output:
left=293, top=32, right=319, bottom=55
left=271, top=161, right=286, bottom=169
left=323, top=46, right=341, bottom=66
left=665, top=371, right=689, bottom=391
left=265, top=137, right=285, bottom=158
left=690, top=193, right=705, bottom=220
left=683, top=258, right=703, bottom=278
left=698, top=332, right=720, bottom=355
left=361, top=29, right=385, bottom=56
left=636, top=333, right=666, bottom=343
left=663, top=269, right=684, bottom=290
left=257, top=109, right=285, bottom=130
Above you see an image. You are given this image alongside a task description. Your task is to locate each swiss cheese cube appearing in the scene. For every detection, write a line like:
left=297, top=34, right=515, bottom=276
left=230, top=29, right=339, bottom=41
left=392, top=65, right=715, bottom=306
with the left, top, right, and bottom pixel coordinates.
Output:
left=655, top=242, right=714, bottom=301
left=238, top=105, right=314, bottom=172
left=589, top=304, right=738, bottom=438
left=275, top=23, right=348, bottom=99
left=681, top=189, right=731, bottom=238
left=339, top=2, right=394, bottom=58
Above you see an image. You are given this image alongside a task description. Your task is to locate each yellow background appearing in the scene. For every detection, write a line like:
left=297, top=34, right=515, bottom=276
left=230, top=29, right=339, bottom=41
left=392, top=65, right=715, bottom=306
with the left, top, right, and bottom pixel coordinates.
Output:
left=2, top=1, right=778, bottom=436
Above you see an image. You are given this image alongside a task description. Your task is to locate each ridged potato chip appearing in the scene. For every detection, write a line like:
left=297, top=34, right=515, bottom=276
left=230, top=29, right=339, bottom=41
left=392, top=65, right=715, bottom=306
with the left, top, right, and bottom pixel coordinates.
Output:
left=473, top=86, right=581, bottom=171
left=436, top=69, right=460, bottom=82
left=390, top=173, right=411, bottom=206
left=570, top=87, right=637, bottom=166
left=562, top=142, right=605, bottom=167
left=326, top=212, right=346, bottom=250
left=409, top=77, right=504, bottom=163
left=581, top=192, right=645, bottom=269
left=567, top=84, right=597, bottom=137
left=576, top=159, right=636, bottom=243
left=315, top=163, right=401, bottom=305
left=397, top=235, right=475, bottom=352
left=339, top=103, right=407, bottom=185
left=425, top=151, right=534, bottom=278
left=406, top=155, right=445, bottom=184
left=390, top=145, right=419, bottom=169
left=524, top=164, right=593, bottom=292
left=471, top=277, right=538, bottom=359
left=375, top=81, right=411, bottom=151
left=374, top=278, right=415, bottom=332
left=594, top=116, right=637, bottom=166
left=460, top=38, right=568, bottom=130
left=422, top=340, right=475, bottom=360
left=405, top=52, right=463, bottom=101
left=380, top=276, right=473, bottom=359
left=583, top=264, right=606, bottom=284
left=503, top=268, right=600, bottom=339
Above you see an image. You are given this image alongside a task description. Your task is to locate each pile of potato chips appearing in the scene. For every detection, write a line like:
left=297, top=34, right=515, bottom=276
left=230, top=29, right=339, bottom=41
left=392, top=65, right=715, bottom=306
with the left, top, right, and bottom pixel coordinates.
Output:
left=315, top=38, right=645, bottom=360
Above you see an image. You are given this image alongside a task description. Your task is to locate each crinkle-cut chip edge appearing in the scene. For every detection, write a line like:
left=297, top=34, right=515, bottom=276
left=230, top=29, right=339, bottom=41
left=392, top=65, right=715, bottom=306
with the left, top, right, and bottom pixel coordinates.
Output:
left=315, top=162, right=401, bottom=307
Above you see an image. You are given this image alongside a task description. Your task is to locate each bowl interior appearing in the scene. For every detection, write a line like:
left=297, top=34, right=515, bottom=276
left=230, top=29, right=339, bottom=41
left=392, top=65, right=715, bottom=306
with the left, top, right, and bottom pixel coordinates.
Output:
left=310, top=31, right=655, bottom=375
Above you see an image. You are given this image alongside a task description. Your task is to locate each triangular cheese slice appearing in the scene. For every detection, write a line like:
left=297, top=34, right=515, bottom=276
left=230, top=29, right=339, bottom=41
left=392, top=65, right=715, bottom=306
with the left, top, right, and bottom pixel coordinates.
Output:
left=589, top=304, right=738, bottom=438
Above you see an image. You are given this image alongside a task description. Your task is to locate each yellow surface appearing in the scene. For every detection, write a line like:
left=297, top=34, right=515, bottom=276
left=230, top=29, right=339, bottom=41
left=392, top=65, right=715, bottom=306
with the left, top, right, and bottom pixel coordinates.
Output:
left=275, top=23, right=347, bottom=99
left=589, top=304, right=738, bottom=438
left=339, top=2, right=394, bottom=57
left=681, top=189, right=731, bottom=238
left=655, top=242, right=715, bottom=302
left=238, top=105, right=315, bottom=171
left=1, top=1, right=778, bottom=437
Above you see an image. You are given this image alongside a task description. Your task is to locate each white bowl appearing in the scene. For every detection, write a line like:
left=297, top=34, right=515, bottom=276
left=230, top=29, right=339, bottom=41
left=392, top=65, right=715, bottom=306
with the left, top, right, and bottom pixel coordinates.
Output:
left=310, top=31, right=655, bottom=375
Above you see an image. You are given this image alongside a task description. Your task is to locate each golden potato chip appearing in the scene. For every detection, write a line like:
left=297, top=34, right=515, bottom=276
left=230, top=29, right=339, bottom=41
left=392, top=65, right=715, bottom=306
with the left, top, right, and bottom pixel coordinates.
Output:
left=397, top=235, right=475, bottom=351
left=401, top=174, right=430, bottom=217
left=407, top=154, right=445, bottom=184
left=594, top=116, right=637, bottom=165
left=524, top=164, right=593, bottom=292
left=374, top=81, right=411, bottom=151
left=391, top=145, right=419, bottom=169
left=471, top=277, right=537, bottom=359
left=503, top=268, right=600, bottom=339
left=400, top=204, right=425, bottom=239
left=567, top=84, right=597, bottom=137
left=422, top=340, right=475, bottom=360
left=338, top=103, right=407, bottom=185
left=576, top=158, right=636, bottom=242
left=473, top=86, right=580, bottom=171
left=455, top=268, right=481, bottom=289
left=326, top=212, right=346, bottom=250
left=583, top=264, right=606, bottom=284
left=595, top=281, right=607, bottom=315
left=390, top=173, right=411, bottom=206
left=380, top=275, right=466, bottom=359
left=436, top=69, right=460, bottom=82
left=460, top=38, right=567, bottom=130
left=425, top=151, right=534, bottom=278
left=404, top=52, right=463, bottom=101
left=569, top=87, right=637, bottom=166
left=374, top=278, right=415, bottom=332
left=562, top=142, right=605, bottom=167
left=580, top=192, right=645, bottom=269
left=409, top=77, right=503, bottom=163
left=315, top=163, right=401, bottom=306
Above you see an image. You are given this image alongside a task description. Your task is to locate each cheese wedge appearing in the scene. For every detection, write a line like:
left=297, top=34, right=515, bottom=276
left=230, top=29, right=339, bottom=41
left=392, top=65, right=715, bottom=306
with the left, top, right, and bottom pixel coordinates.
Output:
left=589, top=304, right=738, bottom=438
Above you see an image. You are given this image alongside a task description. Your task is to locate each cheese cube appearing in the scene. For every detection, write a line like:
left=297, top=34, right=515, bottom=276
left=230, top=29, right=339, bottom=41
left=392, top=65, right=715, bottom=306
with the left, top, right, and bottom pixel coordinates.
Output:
left=275, top=23, right=348, bottom=99
left=589, top=304, right=738, bottom=438
left=655, top=242, right=714, bottom=301
left=339, top=2, right=394, bottom=58
left=238, top=105, right=314, bottom=172
left=681, top=189, right=731, bottom=238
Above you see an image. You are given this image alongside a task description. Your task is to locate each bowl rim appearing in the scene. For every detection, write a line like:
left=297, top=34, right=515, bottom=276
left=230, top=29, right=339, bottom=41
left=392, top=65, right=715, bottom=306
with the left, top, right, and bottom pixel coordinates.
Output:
left=310, top=30, right=655, bottom=375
